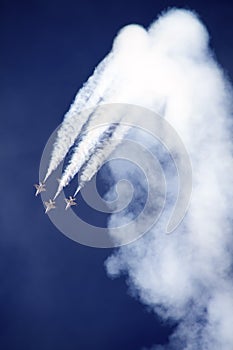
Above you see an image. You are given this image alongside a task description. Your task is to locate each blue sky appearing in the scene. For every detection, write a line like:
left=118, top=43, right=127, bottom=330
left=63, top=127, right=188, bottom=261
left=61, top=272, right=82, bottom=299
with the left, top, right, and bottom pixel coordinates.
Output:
left=1, top=1, right=233, bottom=349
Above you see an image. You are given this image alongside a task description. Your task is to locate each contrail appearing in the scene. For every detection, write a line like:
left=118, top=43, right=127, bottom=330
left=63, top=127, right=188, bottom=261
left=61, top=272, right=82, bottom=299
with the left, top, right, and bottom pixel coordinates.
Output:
left=44, top=23, right=149, bottom=183
left=77, top=124, right=130, bottom=193
left=54, top=105, right=127, bottom=198
left=54, top=124, right=109, bottom=199
left=43, top=52, right=116, bottom=182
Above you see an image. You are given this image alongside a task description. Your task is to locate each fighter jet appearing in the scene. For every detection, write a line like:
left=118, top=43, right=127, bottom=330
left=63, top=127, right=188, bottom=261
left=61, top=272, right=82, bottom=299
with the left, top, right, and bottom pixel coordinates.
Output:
left=44, top=199, right=56, bottom=214
left=34, top=182, right=46, bottom=196
left=65, top=196, right=77, bottom=210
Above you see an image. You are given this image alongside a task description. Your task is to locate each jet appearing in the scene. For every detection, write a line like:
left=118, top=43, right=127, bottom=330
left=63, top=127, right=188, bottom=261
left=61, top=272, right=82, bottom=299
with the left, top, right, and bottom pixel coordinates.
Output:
left=65, top=196, right=77, bottom=210
left=34, top=182, right=46, bottom=196
left=44, top=199, right=56, bottom=214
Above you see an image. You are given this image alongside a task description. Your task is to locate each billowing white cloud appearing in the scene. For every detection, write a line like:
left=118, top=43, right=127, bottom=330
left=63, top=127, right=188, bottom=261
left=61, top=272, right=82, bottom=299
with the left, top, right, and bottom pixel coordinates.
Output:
left=105, top=9, right=233, bottom=350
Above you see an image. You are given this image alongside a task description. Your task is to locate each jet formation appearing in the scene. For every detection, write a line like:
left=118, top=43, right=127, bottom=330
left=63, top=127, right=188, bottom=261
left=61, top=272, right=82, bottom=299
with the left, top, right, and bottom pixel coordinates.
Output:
left=34, top=181, right=80, bottom=213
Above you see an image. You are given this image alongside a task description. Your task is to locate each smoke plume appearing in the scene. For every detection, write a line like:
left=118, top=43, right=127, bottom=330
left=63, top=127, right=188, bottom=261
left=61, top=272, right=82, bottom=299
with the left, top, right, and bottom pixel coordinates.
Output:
left=105, top=9, right=233, bottom=350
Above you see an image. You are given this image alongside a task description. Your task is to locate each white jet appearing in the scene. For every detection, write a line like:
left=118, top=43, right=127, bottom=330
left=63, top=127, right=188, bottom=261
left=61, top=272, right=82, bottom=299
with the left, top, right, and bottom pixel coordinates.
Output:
left=34, top=182, right=46, bottom=196
left=65, top=196, right=77, bottom=210
left=44, top=199, right=56, bottom=214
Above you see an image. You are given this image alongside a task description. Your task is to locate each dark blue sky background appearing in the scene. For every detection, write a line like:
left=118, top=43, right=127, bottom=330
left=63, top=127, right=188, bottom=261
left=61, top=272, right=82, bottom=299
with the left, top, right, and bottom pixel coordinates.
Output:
left=1, top=1, right=233, bottom=349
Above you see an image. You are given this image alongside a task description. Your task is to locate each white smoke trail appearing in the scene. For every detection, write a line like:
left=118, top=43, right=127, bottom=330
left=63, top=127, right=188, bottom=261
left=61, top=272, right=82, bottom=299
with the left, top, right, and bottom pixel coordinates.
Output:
left=54, top=104, right=128, bottom=198
left=104, top=9, right=233, bottom=350
left=78, top=124, right=130, bottom=189
left=44, top=52, right=117, bottom=182
left=50, top=25, right=150, bottom=197
left=44, top=24, right=149, bottom=183
left=54, top=125, right=108, bottom=198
